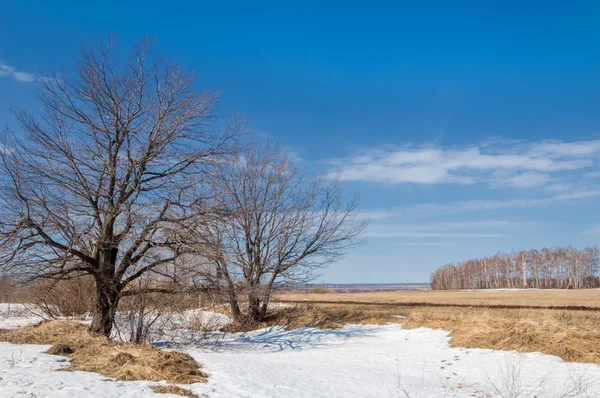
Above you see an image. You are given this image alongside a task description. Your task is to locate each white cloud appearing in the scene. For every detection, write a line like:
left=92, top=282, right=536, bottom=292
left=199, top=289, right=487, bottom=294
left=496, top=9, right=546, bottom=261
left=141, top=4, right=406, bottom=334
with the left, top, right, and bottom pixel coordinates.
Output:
left=369, top=231, right=503, bottom=238
left=505, top=172, right=552, bottom=187
left=0, top=62, right=35, bottom=83
left=360, top=188, right=600, bottom=220
left=543, top=182, right=574, bottom=193
left=0, top=64, right=15, bottom=76
left=326, top=140, right=600, bottom=187
left=367, top=219, right=512, bottom=239
left=584, top=224, right=600, bottom=235
left=11, top=71, right=35, bottom=82
left=370, top=220, right=513, bottom=230
left=378, top=242, right=454, bottom=246
left=531, top=140, right=600, bottom=157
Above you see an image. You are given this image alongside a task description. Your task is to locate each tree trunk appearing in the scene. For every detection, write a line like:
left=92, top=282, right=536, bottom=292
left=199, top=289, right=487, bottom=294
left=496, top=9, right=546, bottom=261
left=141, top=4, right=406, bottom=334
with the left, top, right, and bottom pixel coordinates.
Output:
left=90, top=281, right=119, bottom=336
left=220, top=267, right=243, bottom=322
left=247, top=293, right=262, bottom=323
left=90, top=246, right=119, bottom=336
left=228, top=290, right=243, bottom=323
left=521, top=254, right=528, bottom=289
left=258, top=278, right=276, bottom=320
left=259, top=300, right=269, bottom=320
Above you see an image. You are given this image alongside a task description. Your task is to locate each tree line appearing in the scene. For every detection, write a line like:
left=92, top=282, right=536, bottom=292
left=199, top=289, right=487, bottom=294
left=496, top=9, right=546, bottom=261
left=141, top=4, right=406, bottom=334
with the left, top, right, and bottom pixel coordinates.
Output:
left=430, top=247, right=600, bottom=290
left=0, top=37, right=365, bottom=337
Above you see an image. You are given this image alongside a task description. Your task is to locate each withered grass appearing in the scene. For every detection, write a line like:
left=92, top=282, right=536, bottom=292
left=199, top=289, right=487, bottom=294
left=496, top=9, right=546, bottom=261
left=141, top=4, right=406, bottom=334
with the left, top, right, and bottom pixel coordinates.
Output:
left=249, top=301, right=600, bottom=365
left=0, top=321, right=206, bottom=395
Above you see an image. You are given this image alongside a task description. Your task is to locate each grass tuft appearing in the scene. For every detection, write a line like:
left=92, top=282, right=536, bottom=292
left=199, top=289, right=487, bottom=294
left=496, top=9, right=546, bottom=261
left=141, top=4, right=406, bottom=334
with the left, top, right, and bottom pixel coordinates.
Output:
left=151, top=384, right=199, bottom=397
left=0, top=321, right=208, bottom=384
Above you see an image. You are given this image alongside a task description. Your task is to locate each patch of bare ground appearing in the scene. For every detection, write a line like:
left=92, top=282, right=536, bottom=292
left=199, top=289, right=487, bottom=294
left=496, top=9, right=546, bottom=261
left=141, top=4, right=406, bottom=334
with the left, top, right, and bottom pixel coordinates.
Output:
left=235, top=303, right=600, bottom=365
left=0, top=321, right=206, bottom=396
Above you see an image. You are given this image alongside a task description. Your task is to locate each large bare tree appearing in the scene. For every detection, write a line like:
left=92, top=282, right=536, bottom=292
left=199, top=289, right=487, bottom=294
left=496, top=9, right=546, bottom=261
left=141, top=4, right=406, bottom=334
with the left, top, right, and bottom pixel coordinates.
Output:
left=192, top=140, right=366, bottom=323
left=0, top=37, right=242, bottom=336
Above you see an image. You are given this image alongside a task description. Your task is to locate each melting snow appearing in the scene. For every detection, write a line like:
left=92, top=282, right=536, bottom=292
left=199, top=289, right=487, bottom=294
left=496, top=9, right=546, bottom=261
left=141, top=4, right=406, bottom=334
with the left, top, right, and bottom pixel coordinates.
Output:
left=0, top=306, right=599, bottom=397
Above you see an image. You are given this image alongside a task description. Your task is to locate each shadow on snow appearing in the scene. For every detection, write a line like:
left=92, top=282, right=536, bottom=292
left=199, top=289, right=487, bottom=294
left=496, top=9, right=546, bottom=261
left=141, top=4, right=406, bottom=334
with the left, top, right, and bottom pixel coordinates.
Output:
left=155, top=324, right=387, bottom=353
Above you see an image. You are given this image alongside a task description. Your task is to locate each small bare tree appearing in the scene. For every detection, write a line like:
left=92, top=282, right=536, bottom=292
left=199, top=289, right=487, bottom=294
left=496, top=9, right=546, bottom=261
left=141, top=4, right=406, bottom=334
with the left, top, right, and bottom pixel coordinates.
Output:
left=192, top=140, right=366, bottom=323
left=0, top=36, right=242, bottom=336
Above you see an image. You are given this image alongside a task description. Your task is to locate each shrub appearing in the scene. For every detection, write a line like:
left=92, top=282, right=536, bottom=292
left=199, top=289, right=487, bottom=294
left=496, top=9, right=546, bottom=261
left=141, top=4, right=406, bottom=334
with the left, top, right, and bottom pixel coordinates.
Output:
left=32, top=277, right=95, bottom=318
left=310, top=286, right=334, bottom=294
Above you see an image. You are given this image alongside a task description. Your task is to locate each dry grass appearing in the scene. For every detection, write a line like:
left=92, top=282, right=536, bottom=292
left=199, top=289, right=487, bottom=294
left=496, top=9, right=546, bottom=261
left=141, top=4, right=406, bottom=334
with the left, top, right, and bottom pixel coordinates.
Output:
left=0, top=321, right=208, bottom=386
left=255, top=303, right=600, bottom=365
left=309, top=286, right=335, bottom=294
left=401, top=306, right=600, bottom=364
left=32, top=277, right=96, bottom=317
left=276, top=289, right=600, bottom=308
left=265, top=306, right=394, bottom=329
left=225, top=289, right=600, bottom=364
left=151, top=385, right=199, bottom=397
left=274, top=289, right=600, bottom=364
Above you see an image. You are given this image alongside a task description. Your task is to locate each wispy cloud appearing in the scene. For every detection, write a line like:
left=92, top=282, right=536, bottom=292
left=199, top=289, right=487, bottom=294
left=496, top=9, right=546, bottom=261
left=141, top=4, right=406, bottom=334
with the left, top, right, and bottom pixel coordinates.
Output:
left=586, top=171, right=600, bottom=178
left=504, top=171, right=552, bottom=187
left=530, top=140, right=600, bottom=157
left=367, top=220, right=512, bottom=239
left=0, top=63, right=35, bottom=83
left=542, top=182, right=575, bottom=193
left=584, top=224, right=600, bottom=235
left=326, top=139, right=600, bottom=188
left=369, top=231, right=504, bottom=238
left=360, top=188, right=600, bottom=220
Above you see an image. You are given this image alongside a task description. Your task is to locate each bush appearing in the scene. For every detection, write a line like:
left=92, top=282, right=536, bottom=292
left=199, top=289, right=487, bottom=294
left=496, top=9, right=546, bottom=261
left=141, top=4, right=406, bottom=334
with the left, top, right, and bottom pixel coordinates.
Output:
left=32, top=277, right=95, bottom=318
left=310, top=286, right=334, bottom=294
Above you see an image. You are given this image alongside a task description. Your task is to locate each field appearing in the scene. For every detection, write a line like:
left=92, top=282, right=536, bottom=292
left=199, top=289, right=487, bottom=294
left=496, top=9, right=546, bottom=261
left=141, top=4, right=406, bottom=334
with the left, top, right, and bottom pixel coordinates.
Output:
left=3, top=290, right=600, bottom=397
left=275, top=288, right=600, bottom=308
left=269, top=289, right=600, bottom=365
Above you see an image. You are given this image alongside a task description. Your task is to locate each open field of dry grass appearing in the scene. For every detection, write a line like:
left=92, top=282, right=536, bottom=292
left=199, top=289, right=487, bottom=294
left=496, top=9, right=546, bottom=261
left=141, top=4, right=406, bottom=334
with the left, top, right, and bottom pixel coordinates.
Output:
left=264, top=289, right=600, bottom=365
left=260, top=303, right=600, bottom=365
left=275, top=288, right=600, bottom=308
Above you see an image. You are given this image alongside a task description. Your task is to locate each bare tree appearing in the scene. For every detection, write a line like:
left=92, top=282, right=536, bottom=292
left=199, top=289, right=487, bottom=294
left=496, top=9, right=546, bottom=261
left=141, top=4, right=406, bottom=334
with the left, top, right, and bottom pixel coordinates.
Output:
left=0, top=36, right=242, bottom=336
left=191, top=140, right=365, bottom=323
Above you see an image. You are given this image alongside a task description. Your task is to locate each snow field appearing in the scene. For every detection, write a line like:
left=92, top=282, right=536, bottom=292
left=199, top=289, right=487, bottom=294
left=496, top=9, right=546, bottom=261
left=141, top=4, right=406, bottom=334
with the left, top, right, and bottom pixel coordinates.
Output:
left=1, top=305, right=600, bottom=397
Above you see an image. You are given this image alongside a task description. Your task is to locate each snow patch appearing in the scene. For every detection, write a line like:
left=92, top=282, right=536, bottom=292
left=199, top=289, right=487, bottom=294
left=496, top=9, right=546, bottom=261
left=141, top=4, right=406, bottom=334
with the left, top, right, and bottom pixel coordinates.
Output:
left=183, top=324, right=600, bottom=398
left=2, top=308, right=600, bottom=397
left=0, top=342, right=180, bottom=397
left=0, top=303, right=45, bottom=330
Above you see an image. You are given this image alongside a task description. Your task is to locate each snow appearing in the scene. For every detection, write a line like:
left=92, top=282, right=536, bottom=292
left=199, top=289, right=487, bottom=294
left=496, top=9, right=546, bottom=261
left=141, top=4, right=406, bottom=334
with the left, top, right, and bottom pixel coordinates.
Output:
left=459, top=288, right=596, bottom=292
left=181, top=325, right=600, bottom=398
left=1, top=307, right=600, bottom=397
left=0, top=305, right=186, bottom=397
left=0, top=303, right=45, bottom=329
left=179, top=309, right=232, bottom=330
left=0, top=343, right=186, bottom=397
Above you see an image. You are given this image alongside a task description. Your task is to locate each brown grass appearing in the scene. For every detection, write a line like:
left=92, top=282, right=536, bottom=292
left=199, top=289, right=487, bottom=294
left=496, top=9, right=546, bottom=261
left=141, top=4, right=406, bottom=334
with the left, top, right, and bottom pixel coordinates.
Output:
left=276, top=289, right=600, bottom=308
left=151, top=385, right=199, bottom=397
left=252, top=302, right=600, bottom=365
left=32, top=277, right=96, bottom=317
left=309, top=286, right=335, bottom=294
left=400, top=306, right=600, bottom=364
left=268, top=306, right=394, bottom=329
left=0, top=321, right=208, bottom=385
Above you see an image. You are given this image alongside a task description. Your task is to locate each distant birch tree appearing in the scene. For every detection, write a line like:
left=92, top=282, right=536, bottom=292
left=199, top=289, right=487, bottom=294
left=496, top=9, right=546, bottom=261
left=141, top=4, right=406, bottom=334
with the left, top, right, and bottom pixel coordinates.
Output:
left=430, top=247, right=599, bottom=290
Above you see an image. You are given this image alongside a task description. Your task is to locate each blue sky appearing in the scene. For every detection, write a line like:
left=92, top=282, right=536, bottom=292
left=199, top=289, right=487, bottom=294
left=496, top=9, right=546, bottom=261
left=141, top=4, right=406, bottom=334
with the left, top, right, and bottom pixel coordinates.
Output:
left=1, top=1, right=599, bottom=282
